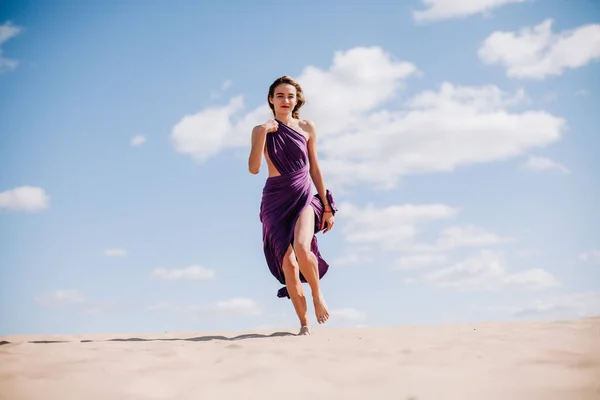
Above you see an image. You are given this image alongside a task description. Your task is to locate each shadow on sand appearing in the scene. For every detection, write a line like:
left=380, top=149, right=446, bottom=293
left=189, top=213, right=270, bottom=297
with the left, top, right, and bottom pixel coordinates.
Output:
left=0, top=331, right=297, bottom=346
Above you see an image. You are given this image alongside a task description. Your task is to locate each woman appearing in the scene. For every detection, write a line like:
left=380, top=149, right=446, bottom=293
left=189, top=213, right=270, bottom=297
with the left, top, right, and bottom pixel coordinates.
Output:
left=248, top=75, right=337, bottom=335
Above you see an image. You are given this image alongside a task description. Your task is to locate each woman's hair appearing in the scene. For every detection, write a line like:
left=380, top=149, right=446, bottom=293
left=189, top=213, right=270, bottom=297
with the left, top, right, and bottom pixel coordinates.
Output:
left=267, top=75, right=305, bottom=119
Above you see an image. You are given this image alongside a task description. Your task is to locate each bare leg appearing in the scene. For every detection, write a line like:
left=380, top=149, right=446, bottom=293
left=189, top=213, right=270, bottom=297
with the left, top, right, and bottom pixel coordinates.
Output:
left=281, top=245, right=309, bottom=334
left=294, top=204, right=330, bottom=325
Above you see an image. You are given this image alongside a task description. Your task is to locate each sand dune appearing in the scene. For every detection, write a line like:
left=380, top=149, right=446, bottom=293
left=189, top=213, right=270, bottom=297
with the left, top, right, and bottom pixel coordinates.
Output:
left=1, top=317, right=599, bottom=400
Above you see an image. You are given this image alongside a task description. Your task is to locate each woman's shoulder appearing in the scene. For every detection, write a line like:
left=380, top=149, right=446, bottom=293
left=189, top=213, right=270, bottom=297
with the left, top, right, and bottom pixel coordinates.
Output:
left=298, top=119, right=317, bottom=132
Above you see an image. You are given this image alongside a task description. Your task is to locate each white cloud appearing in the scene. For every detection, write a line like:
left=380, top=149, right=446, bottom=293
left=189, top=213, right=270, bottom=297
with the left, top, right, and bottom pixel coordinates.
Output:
left=579, top=250, right=600, bottom=264
left=395, top=254, right=447, bottom=270
left=214, top=297, right=262, bottom=317
left=170, top=95, right=270, bottom=162
left=330, top=308, right=367, bottom=322
left=414, top=250, right=560, bottom=291
left=331, top=246, right=374, bottom=267
left=501, top=269, right=560, bottom=291
left=0, top=21, right=21, bottom=44
left=334, top=220, right=509, bottom=270
left=104, top=248, right=127, bottom=257
left=170, top=96, right=243, bottom=162
left=0, top=56, right=17, bottom=72
left=171, top=46, right=566, bottom=192
left=0, top=186, right=49, bottom=212
left=0, top=21, right=22, bottom=73
left=37, top=290, right=85, bottom=307
left=522, top=155, right=570, bottom=174
left=478, top=19, right=600, bottom=79
left=427, top=224, right=513, bottom=251
left=510, top=291, right=600, bottom=318
left=338, top=202, right=458, bottom=250
left=151, top=265, right=216, bottom=281
left=130, top=135, right=146, bottom=146
left=412, top=0, right=526, bottom=23
left=296, top=46, right=418, bottom=135
left=318, top=82, right=564, bottom=190
left=338, top=202, right=511, bottom=255
left=170, top=46, right=416, bottom=163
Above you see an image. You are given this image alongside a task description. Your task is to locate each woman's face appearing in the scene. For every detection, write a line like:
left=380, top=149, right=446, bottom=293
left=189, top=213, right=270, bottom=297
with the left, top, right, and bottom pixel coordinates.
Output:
left=270, top=83, right=297, bottom=114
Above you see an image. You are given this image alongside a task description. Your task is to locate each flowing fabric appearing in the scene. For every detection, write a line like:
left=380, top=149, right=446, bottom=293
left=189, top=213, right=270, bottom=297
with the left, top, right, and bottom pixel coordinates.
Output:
left=259, top=119, right=337, bottom=299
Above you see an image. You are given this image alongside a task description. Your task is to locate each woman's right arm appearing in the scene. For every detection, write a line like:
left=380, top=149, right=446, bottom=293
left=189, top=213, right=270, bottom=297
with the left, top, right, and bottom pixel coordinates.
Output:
left=248, top=124, right=267, bottom=174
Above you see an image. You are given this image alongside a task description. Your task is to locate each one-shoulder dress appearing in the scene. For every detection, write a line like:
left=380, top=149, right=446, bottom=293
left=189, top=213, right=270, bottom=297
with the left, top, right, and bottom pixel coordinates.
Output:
left=259, top=119, right=337, bottom=299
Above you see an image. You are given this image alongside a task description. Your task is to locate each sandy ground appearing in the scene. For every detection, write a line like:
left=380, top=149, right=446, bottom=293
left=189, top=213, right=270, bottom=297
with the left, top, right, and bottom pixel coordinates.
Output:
left=1, top=317, right=599, bottom=400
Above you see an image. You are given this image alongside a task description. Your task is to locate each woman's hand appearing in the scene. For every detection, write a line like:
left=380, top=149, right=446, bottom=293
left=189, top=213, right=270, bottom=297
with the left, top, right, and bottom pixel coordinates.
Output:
left=321, top=209, right=335, bottom=233
left=262, top=119, right=279, bottom=133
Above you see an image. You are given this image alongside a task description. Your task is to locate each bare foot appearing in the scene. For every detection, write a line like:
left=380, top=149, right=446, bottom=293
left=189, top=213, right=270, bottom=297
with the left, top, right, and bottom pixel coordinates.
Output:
left=298, top=326, right=311, bottom=335
left=313, top=294, right=329, bottom=324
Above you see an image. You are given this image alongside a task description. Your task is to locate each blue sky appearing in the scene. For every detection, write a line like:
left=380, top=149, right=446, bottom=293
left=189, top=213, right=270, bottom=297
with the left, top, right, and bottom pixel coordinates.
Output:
left=1, top=0, right=599, bottom=335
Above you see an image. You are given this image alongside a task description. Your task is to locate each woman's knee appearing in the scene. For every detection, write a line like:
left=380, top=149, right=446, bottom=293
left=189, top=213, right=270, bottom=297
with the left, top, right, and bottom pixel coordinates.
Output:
left=293, top=241, right=312, bottom=261
left=282, top=256, right=300, bottom=279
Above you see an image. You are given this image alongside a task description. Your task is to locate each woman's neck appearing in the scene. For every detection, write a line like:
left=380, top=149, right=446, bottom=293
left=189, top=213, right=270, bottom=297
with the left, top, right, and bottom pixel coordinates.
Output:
left=274, top=112, right=294, bottom=125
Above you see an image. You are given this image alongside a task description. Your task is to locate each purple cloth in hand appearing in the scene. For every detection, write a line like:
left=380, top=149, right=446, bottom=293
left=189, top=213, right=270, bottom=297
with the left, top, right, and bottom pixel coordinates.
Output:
left=259, top=119, right=337, bottom=299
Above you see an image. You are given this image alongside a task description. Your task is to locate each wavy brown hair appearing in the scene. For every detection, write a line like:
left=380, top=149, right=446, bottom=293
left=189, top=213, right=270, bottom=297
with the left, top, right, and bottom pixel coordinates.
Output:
left=267, top=75, right=305, bottom=119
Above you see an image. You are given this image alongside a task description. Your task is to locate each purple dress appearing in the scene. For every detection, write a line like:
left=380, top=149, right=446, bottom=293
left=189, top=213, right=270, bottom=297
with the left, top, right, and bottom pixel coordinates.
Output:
left=259, top=119, right=337, bottom=299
